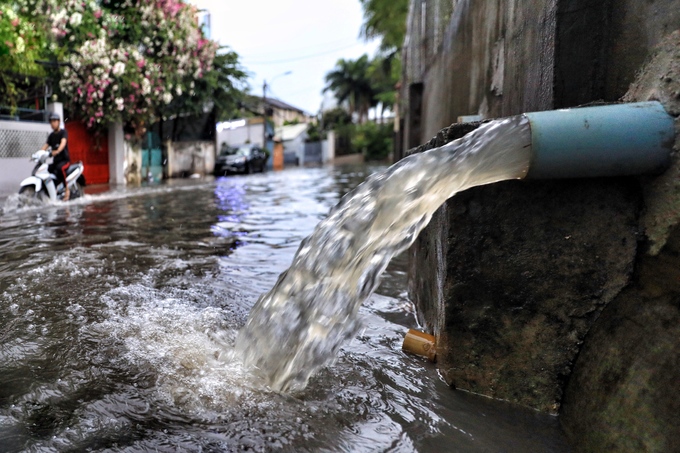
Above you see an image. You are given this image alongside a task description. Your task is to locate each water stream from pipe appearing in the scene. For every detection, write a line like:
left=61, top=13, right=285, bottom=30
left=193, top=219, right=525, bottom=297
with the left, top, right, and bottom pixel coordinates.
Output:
left=236, top=115, right=532, bottom=391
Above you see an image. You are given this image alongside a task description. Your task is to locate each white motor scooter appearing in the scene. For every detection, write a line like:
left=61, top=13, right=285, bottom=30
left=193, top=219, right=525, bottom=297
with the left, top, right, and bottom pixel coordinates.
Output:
left=18, top=150, right=85, bottom=202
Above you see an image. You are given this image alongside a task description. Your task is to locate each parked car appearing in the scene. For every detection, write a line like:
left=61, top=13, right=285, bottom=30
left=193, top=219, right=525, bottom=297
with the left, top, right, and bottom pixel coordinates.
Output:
left=214, top=144, right=268, bottom=175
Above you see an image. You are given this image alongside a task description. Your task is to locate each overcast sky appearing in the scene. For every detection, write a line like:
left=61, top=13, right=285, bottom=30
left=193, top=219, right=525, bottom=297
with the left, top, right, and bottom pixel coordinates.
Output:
left=188, top=0, right=381, bottom=115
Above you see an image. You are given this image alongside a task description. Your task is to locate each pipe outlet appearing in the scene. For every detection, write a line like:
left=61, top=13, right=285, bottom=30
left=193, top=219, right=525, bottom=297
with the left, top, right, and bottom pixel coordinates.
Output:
left=524, top=102, right=675, bottom=179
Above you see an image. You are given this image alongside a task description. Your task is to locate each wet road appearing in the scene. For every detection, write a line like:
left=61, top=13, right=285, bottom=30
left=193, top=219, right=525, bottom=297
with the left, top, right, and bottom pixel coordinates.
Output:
left=0, top=167, right=569, bottom=452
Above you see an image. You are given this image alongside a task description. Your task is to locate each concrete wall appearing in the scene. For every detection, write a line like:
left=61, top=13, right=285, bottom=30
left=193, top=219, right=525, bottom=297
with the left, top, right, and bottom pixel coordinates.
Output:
left=123, top=140, right=143, bottom=185
left=403, top=0, right=680, bottom=450
left=559, top=32, right=680, bottom=453
left=166, top=141, right=215, bottom=177
left=402, top=0, right=557, bottom=152
left=402, top=0, right=680, bottom=143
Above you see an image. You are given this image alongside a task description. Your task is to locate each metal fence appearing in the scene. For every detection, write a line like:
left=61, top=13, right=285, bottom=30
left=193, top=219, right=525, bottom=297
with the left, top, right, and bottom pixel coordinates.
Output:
left=304, top=141, right=322, bottom=164
left=0, top=106, right=48, bottom=123
left=0, top=120, right=51, bottom=159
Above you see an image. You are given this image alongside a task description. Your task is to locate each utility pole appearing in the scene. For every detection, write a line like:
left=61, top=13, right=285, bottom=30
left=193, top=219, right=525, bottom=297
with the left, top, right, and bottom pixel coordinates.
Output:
left=261, top=71, right=291, bottom=154
left=262, top=80, right=267, bottom=150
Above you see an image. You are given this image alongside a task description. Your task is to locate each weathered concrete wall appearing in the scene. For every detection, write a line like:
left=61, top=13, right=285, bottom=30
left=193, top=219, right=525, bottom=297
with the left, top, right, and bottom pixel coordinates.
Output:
left=554, top=0, right=680, bottom=108
left=403, top=0, right=680, bottom=449
left=408, top=127, right=643, bottom=412
left=166, top=141, right=215, bottom=178
left=402, top=0, right=557, bottom=150
left=604, top=0, right=680, bottom=102
left=402, top=0, right=680, bottom=145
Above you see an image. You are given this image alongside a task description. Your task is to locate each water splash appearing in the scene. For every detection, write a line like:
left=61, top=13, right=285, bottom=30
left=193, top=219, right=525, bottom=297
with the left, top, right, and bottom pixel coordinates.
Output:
left=236, top=116, right=532, bottom=391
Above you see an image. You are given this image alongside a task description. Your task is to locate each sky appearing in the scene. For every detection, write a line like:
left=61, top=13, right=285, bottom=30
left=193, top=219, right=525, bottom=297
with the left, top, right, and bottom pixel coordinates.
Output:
left=188, top=0, right=380, bottom=116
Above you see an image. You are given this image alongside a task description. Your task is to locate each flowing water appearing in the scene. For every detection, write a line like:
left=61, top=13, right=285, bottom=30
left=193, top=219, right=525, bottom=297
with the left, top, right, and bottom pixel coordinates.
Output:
left=0, top=118, right=569, bottom=452
left=236, top=117, right=532, bottom=392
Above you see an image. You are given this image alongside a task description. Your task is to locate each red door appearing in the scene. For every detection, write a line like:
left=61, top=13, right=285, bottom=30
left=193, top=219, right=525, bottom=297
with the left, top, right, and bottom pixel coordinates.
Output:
left=65, top=121, right=110, bottom=184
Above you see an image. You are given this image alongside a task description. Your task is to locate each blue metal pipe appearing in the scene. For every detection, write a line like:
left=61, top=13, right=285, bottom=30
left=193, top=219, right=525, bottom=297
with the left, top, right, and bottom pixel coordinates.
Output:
left=524, top=102, right=675, bottom=179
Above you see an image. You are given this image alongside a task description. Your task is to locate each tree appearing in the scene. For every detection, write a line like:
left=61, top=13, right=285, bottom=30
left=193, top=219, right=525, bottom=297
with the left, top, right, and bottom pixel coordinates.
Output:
left=359, top=0, right=409, bottom=53
left=352, top=120, right=393, bottom=161
left=164, top=48, right=248, bottom=123
left=0, top=2, right=50, bottom=109
left=358, top=0, right=407, bottom=124
left=321, top=107, right=352, bottom=130
left=324, top=54, right=375, bottom=123
left=368, top=54, right=400, bottom=122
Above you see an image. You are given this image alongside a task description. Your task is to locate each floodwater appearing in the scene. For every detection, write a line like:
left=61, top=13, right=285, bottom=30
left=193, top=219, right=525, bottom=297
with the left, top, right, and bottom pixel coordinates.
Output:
left=0, top=166, right=569, bottom=452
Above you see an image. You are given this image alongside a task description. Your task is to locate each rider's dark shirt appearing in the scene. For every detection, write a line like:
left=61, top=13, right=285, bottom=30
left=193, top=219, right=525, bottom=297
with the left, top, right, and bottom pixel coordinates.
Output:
left=47, top=129, right=70, bottom=163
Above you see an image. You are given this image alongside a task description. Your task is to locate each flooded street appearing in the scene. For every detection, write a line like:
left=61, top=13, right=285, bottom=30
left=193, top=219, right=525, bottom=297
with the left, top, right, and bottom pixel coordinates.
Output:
left=0, top=166, right=568, bottom=452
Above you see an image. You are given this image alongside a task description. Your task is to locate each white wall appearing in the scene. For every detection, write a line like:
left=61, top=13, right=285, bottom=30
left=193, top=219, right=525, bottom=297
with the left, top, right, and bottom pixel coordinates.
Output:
left=0, top=120, right=52, bottom=190
left=217, top=121, right=264, bottom=148
left=322, top=130, right=335, bottom=163
left=109, top=122, right=126, bottom=185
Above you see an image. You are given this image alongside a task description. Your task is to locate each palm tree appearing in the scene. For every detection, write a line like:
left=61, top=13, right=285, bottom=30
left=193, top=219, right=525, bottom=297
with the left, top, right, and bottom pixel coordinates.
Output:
left=359, top=0, right=409, bottom=53
left=324, top=55, right=375, bottom=124
left=368, top=54, right=400, bottom=123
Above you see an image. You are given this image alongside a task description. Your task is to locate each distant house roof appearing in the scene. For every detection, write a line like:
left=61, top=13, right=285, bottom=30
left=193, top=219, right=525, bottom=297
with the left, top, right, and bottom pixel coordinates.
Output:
left=274, top=123, right=308, bottom=142
left=264, top=97, right=307, bottom=115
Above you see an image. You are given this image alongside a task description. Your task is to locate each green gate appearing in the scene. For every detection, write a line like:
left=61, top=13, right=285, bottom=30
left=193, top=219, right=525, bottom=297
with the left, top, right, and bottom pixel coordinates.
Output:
left=141, top=131, right=163, bottom=182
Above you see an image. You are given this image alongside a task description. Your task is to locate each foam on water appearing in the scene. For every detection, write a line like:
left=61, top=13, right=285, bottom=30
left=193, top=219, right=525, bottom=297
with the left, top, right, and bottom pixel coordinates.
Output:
left=0, top=180, right=214, bottom=216
left=85, top=285, right=246, bottom=411
left=236, top=116, right=532, bottom=391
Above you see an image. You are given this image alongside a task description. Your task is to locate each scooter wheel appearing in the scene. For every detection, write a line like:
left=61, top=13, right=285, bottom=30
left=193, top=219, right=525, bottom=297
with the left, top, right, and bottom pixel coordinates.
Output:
left=19, top=186, right=35, bottom=198
left=19, top=186, right=46, bottom=202
left=70, top=182, right=83, bottom=200
left=19, top=186, right=37, bottom=198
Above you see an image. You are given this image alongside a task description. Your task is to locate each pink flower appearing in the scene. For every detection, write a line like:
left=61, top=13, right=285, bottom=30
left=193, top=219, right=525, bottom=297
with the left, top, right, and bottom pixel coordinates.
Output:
left=94, top=10, right=102, bottom=19
left=11, top=18, right=19, bottom=27
left=137, top=59, right=145, bottom=68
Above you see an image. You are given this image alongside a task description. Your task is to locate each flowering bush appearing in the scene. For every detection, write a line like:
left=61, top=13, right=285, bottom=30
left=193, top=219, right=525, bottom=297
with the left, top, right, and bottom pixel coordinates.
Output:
left=58, top=37, right=166, bottom=129
left=1, top=0, right=239, bottom=132
left=68, top=0, right=219, bottom=130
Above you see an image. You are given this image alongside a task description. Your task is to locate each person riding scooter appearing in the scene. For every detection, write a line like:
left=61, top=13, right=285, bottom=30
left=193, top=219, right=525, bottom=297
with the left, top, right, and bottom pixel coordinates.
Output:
left=42, top=113, right=71, bottom=201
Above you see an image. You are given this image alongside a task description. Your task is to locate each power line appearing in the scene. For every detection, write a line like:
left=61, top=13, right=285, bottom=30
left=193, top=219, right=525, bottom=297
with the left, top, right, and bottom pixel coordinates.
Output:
left=243, top=43, right=365, bottom=65
left=239, top=37, right=360, bottom=60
